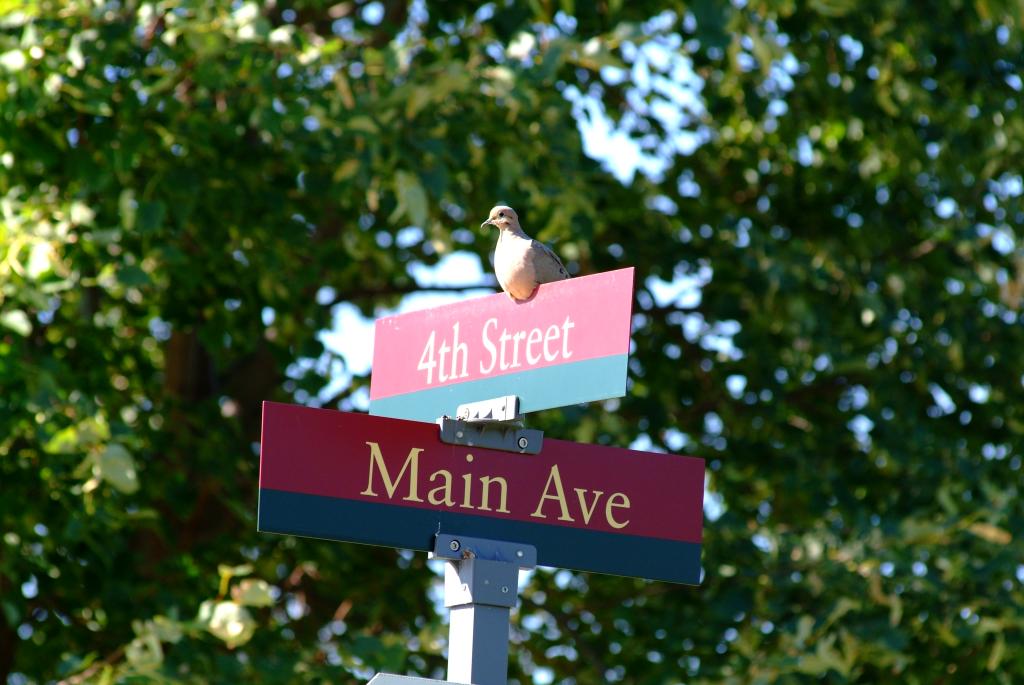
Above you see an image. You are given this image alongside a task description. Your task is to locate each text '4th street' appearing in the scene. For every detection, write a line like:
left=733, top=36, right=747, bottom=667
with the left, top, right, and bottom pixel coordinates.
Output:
left=417, top=317, right=576, bottom=385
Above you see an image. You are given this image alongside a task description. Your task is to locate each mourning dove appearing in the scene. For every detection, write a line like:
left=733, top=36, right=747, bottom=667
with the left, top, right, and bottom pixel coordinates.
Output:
left=481, top=205, right=570, bottom=302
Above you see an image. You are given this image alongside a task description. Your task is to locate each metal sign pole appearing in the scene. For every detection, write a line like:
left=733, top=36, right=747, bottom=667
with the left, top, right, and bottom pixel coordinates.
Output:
left=432, top=534, right=537, bottom=685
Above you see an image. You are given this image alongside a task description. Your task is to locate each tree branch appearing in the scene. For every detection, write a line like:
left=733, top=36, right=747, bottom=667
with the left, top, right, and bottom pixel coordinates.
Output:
left=330, top=282, right=497, bottom=305
left=57, top=646, right=125, bottom=685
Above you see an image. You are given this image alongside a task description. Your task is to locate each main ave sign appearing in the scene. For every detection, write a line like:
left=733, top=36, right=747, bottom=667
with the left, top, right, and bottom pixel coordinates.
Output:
left=369, top=267, right=634, bottom=422
left=258, top=401, right=705, bottom=584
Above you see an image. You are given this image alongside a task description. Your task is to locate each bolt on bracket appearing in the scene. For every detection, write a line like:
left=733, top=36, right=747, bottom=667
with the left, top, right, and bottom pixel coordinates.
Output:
left=431, top=533, right=537, bottom=568
left=437, top=396, right=543, bottom=454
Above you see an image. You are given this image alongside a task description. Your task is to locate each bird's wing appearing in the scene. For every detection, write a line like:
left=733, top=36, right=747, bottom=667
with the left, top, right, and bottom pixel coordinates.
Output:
left=530, top=239, right=571, bottom=283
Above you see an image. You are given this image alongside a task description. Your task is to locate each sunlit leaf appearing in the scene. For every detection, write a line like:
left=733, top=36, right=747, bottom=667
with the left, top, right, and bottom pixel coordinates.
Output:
left=94, top=443, right=139, bottom=494
left=0, top=309, right=31, bottom=336
left=232, top=578, right=274, bottom=607
left=392, top=170, right=429, bottom=228
left=124, top=633, right=162, bottom=670
left=967, top=522, right=1012, bottom=545
left=217, top=563, right=253, bottom=578
left=0, top=49, right=26, bottom=71
left=198, top=600, right=255, bottom=648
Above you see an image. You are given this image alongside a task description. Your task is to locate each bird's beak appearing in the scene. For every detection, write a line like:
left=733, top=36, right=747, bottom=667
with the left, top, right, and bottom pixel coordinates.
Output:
left=480, top=218, right=494, bottom=228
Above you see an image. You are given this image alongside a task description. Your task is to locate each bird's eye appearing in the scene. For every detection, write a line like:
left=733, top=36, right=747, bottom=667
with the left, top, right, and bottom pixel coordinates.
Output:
left=498, top=212, right=505, bottom=218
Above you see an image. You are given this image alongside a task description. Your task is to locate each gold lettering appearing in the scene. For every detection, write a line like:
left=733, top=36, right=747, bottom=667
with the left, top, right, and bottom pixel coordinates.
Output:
left=427, top=469, right=454, bottom=506
left=460, top=453, right=475, bottom=509
left=360, top=442, right=424, bottom=502
left=574, top=488, right=604, bottom=525
left=605, top=492, right=631, bottom=529
left=478, top=476, right=510, bottom=513
left=461, top=472, right=474, bottom=509
left=530, top=464, right=574, bottom=521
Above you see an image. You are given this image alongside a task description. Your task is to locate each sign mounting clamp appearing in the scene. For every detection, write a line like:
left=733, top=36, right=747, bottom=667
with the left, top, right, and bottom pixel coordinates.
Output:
left=437, top=395, right=543, bottom=454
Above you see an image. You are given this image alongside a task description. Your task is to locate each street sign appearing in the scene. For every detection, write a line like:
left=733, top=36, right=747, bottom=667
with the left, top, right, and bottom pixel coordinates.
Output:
left=369, top=268, right=634, bottom=422
left=258, top=401, right=704, bottom=585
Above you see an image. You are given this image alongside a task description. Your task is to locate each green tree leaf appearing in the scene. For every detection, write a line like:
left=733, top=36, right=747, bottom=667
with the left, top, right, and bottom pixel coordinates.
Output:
left=94, top=443, right=139, bottom=494
left=0, top=309, right=31, bottom=336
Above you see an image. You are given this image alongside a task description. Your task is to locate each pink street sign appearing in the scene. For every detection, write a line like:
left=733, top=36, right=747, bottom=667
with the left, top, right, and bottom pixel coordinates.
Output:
left=369, top=268, right=634, bottom=421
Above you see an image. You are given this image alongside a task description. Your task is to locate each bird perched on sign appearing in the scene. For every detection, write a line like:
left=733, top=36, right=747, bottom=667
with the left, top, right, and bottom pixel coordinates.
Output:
left=481, top=205, right=570, bottom=302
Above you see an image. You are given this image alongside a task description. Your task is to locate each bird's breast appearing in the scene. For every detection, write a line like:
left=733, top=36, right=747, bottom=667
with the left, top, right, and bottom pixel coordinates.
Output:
left=495, top=235, right=538, bottom=300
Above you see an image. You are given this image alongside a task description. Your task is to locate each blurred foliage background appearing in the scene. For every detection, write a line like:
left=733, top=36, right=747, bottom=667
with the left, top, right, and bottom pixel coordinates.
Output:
left=2, top=0, right=1024, bottom=682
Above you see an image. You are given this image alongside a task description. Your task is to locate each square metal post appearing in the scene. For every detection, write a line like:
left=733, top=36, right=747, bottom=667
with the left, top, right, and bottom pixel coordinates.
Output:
left=432, top=534, right=537, bottom=685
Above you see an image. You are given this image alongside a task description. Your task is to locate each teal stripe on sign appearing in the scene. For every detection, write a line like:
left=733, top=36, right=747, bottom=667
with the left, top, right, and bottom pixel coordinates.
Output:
left=370, top=354, right=627, bottom=423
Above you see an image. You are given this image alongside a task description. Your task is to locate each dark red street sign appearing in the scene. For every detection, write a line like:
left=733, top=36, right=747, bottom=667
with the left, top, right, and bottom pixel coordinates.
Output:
left=258, top=402, right=705, bottom=584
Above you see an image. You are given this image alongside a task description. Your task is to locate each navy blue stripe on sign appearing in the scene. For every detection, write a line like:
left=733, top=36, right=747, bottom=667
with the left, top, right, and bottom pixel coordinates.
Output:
left=258, top=488, right=702, bottom=585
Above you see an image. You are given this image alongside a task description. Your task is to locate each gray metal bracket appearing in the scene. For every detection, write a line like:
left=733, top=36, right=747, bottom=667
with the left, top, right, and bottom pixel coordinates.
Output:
left=432, top=533, right=537, bottom=569
left=456, top=395, right=522, bottom=423
left=437, top=395, right=543, bottom=455
left=437, top=417, right=542, bottom=454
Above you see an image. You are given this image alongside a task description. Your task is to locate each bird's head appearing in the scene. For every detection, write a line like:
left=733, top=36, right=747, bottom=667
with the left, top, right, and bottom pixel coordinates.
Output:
left=480, top=205, right=520, bottom=232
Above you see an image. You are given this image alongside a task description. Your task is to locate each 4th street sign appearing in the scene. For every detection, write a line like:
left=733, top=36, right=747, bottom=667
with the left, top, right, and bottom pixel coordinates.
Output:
left=258, top=401, right=705, bottom=585
left=369, top=268, right=634, bottom=422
